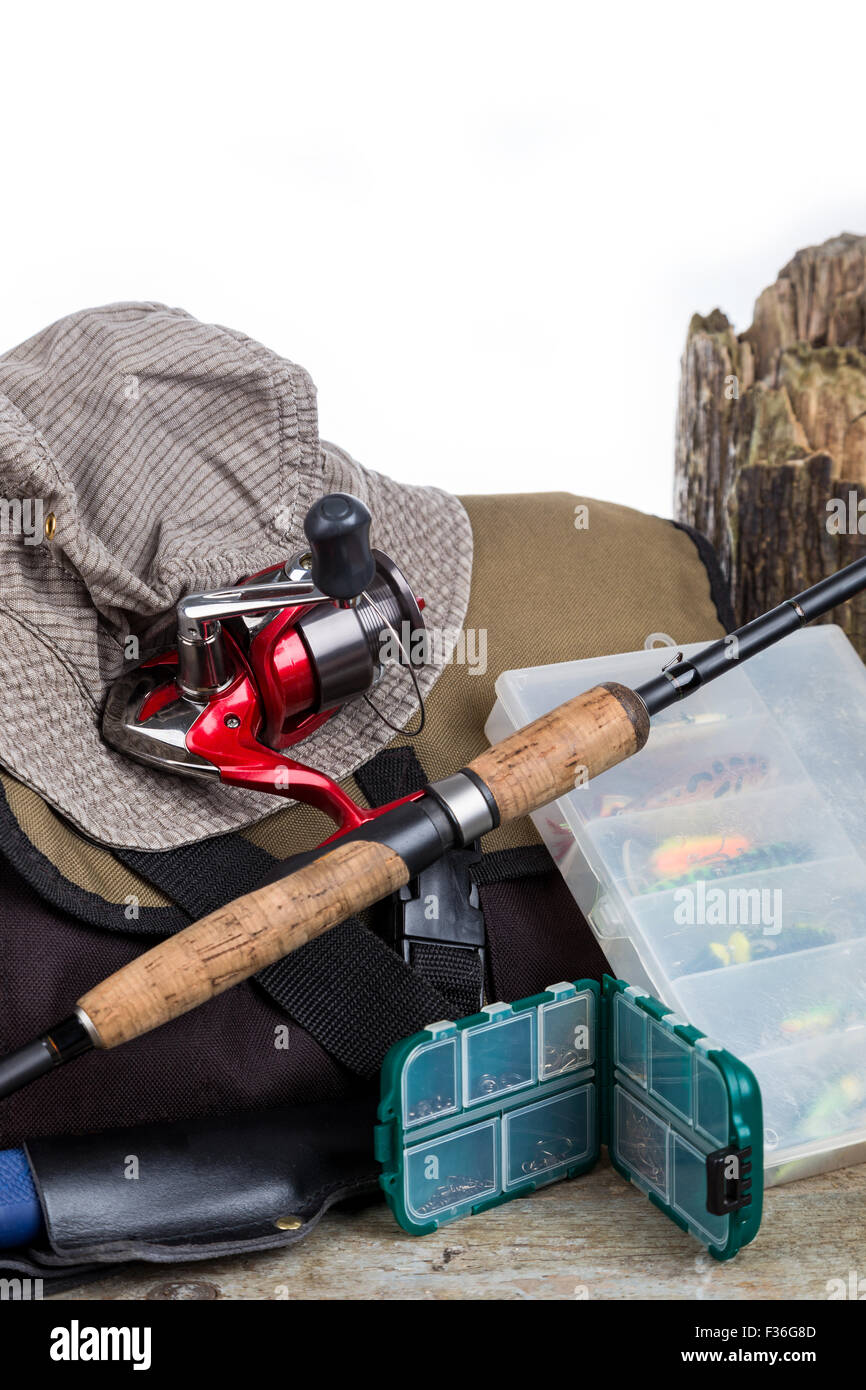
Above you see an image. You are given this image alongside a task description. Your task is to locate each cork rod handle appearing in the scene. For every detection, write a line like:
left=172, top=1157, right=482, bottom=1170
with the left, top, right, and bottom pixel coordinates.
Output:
left=467, top=681, right=650, bottom=823
left=76, top=682, right=648, bottom=1050
left=78, top=837, right=409, bottom=1048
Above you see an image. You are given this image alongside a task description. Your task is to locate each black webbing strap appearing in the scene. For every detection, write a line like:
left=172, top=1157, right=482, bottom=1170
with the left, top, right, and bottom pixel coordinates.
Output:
left=256, top=920, right=455, bottom=1080
left=406, top=942, right=481, bottom=1018
left=119, top=834, right=277, bottom=924
left=353, top=745, right=429, bottom=806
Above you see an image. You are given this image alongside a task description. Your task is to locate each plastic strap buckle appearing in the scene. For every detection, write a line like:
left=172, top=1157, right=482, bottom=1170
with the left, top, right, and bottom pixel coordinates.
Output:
left=389, top=842, right=486, bottom=1012
left=705, top=1144, right=753, bottom=1216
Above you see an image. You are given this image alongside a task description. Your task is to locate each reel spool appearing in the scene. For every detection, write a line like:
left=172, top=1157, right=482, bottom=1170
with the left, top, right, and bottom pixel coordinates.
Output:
left=103, top=494, right=427, bottom=831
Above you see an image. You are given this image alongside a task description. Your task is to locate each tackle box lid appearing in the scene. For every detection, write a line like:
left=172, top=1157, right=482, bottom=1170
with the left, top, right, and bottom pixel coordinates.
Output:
left=485, top=625, right=866, bottom=1185
left=376, top=975, right=763, bottom=1260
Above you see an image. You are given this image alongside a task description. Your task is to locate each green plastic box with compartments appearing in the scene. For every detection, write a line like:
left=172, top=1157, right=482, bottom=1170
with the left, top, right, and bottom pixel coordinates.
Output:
left=375, top=975, right=763, bottom=1260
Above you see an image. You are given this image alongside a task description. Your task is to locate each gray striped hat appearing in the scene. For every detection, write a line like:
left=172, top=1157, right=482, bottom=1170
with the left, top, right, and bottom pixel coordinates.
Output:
left=0, top=303, right=472, bottom=849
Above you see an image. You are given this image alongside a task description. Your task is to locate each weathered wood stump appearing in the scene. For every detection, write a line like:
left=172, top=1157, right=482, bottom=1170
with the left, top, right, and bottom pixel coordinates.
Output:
left=675, top=233, right=866, bottom=656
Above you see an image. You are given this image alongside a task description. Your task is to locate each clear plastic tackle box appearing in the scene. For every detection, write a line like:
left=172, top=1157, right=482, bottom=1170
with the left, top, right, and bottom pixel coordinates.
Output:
left=484, top=625, right=866, bottom=1185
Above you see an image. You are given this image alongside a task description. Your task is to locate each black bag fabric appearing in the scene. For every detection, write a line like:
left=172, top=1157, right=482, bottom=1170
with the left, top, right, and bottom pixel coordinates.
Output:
left=0, top=769, right=607, bottom=1146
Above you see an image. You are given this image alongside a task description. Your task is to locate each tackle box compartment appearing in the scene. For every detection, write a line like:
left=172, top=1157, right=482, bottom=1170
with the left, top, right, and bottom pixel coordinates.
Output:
left=376, top=976, right=763, bottom=1258
left=485, top=624, right=866, bottom=1184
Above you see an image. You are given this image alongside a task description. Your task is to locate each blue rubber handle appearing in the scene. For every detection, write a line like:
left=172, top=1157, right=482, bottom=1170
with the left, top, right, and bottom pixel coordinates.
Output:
left=0, top=1148, right=43, bottom=1247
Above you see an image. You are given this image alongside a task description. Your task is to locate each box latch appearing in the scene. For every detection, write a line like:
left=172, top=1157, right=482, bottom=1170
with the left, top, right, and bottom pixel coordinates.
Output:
left=705, top=1144, right=753, bottom=1216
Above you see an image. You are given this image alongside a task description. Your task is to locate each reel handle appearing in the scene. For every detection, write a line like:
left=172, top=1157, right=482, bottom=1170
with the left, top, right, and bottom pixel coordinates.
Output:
left=304, top=493, right=376, bottom=600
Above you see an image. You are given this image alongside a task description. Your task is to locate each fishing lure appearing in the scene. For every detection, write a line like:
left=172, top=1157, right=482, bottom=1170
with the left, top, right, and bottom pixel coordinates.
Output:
left=780, top=1003, right=842, bottom=1039
left=600, top=753, right=770, bottom=818
left=767, top=996, right=866, bottom=1049
left=682, top=920, right=835, bottom=975
left=802, top=1073, right=866, bottom=1140
left=541, top=813, right=579, bottom=864
left=622, top=833, right=810, bottom=895
left=652, top=833, right=751, bottom=880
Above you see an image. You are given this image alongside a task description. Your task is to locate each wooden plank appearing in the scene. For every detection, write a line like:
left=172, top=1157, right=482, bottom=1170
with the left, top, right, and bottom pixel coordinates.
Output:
left=54, top=1154, right=866, bottom=1301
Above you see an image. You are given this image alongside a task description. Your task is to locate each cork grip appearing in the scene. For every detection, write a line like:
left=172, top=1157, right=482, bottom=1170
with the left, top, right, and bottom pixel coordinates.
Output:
left=78, top=837, right=409, bottom=1049
left=76, top=682, right=648, bottom=1052
left=467, top=681, right=650, bottom=824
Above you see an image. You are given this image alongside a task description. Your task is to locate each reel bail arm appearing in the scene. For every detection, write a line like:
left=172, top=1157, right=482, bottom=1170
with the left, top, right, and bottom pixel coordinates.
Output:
left=102, top=493, right=427, bottom=830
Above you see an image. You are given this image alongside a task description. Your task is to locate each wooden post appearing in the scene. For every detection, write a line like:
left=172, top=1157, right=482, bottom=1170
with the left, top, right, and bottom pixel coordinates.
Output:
left=674, top=233, right=866, bottom=657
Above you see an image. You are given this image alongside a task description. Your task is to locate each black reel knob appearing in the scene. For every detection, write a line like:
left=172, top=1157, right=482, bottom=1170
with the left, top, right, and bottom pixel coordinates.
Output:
left=304, top=493, right=377, bottom=601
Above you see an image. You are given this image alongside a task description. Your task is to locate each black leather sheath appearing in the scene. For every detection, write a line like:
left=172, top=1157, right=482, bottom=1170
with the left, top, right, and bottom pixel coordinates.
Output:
left=1, top=1096, right=378, bottom=1285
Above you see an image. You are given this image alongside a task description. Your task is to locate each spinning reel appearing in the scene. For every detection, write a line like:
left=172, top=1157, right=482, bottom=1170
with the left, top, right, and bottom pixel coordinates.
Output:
left=103, top=494, right=427, bottom=833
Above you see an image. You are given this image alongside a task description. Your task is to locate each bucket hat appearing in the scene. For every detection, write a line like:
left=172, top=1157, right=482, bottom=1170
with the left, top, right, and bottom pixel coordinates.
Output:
left=0, top=302, right=472, bottom=849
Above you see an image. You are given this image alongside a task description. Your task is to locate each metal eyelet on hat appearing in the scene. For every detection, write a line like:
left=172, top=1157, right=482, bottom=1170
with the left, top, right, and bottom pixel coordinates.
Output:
left=44, top=512, right=57, bottom=541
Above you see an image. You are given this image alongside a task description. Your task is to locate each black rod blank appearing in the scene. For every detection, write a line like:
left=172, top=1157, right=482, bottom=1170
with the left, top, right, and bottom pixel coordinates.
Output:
left=636, top=556, right=866, bottom=716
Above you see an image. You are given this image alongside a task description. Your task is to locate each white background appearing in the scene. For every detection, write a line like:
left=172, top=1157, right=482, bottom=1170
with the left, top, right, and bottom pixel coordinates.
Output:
left=2, top=1, right=865, bottom=518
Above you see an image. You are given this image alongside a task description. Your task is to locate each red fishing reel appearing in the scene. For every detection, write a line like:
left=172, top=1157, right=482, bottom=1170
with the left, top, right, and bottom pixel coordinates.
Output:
left=103, top=495, right=426, bottom=832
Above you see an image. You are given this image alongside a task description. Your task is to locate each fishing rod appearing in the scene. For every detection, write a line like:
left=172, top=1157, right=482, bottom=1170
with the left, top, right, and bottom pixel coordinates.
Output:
left=2, top=555, right=866, bottom=1102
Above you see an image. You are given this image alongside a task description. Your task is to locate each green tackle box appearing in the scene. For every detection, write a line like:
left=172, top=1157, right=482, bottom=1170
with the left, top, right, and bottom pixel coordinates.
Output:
left=375, top=976, right=763, bottom=1260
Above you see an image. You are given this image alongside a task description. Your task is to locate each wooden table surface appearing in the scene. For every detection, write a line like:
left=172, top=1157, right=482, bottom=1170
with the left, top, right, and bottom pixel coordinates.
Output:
left=54, top=1152, right=866, bottom=1301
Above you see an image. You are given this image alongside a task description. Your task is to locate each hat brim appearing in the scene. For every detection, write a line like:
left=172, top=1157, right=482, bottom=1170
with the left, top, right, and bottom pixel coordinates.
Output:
left=0, top=455, right=472, bottom=850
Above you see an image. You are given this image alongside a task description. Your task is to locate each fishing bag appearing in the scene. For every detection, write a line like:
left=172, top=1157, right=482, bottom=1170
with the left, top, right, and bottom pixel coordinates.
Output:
left=0, top=492, right=731, bottom=1284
